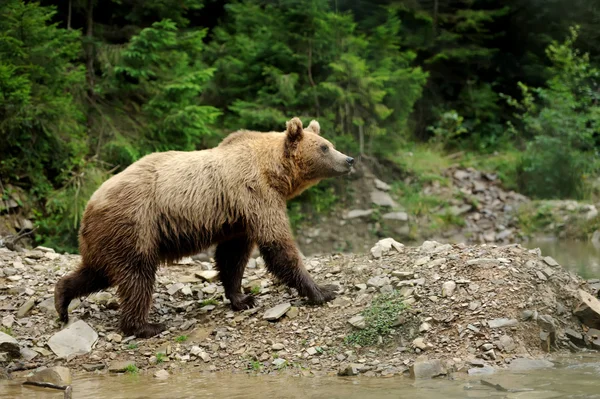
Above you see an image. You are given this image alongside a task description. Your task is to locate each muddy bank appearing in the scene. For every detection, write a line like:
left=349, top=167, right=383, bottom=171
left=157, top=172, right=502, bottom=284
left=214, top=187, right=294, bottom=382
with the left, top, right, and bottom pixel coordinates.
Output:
left=1, top=239, right=599, bottom=386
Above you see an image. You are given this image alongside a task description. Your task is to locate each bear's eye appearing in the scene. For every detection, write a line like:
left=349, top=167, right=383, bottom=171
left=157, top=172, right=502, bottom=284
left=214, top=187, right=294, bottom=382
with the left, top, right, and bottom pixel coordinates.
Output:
left=320, top=144, right=329, bottom=153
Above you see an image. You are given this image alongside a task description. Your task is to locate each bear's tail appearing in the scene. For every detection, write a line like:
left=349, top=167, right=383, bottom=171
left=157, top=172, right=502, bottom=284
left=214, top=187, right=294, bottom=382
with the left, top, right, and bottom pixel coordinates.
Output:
left=54, top=266, right=111, bottom=323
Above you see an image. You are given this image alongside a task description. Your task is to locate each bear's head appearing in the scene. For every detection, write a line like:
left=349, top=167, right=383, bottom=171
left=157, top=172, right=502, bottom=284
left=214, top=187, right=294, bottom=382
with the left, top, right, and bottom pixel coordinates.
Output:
left=284, top=117, right=354, bottom=182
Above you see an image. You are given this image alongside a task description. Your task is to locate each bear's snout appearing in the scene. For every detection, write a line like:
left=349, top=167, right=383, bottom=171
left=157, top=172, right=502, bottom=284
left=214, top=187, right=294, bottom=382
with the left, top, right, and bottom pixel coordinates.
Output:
left=346, top=157, right=354, bottom=166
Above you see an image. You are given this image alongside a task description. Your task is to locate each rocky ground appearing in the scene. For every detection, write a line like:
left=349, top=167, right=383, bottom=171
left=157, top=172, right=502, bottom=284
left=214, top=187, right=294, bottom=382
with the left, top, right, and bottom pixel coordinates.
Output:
left=1, top=238, right=600, bottom=388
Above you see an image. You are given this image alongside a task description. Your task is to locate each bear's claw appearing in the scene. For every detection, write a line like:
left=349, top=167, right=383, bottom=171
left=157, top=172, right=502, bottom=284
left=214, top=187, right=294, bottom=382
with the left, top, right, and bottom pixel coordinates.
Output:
left=230, top=294, right=257, bottom=310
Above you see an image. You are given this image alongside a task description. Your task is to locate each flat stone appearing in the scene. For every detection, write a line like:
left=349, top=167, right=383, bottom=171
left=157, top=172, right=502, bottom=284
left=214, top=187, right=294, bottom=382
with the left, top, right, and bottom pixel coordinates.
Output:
left=154, top=369, right=169, bottom=379
left=370, top=238, right=404, bottom=259
left=82, top=364, right=105, bottom=372
left=0, top=331, right=20, bottom=358
left=498, top=335, right=516, bottom=352
left=107, top=333, right=122, bottom=343
left=25, top=366, right=71, bottom=388
left=263, top=303, right=291, bottom=321
left=413, top=337, right=427, bottom=350
left=542, top=256, right=559, bottom=267
left=16, top=297, right=35, bottom=318
left=419, top=322, right=432, bottom=332
left=374, top=178, right=391, bottom=191
left=2, top=314, right=15, bottom=329
left=167, top=282, right=185, bottom=295
left=574, top=289, right=600, bottom=329
left=565, top=329, right=585, bottom=346
left=367, top=276, right=390, bottom=288
left=488, top=318, right=518, bottom=328
left=348, top=315, right=366, bottom=329
left=410, top=359, right=446, bottom=379
left=468, top=365, right=495, bottom=375
left=442, top=281, right=456, bottom=297
left=48, top=320, right=98, bottom=358
left=109, top=360, right=135, bottom=373
left=271, top=343, right=284, bottom=351
left=382, top=212, right=408, bottom=222
left=508, top=358, right=554, bottom=371
left=397, top=278, right=425, bottom=287
left=195, top=270, right=219, bottom=282
left=286, top=307, right=299, bottom=319
left=370, top=190, right=397, bottom=207
left=20, top=347, right=38, bottom=361
left=391, top=271, right=413, bottom=279
left=345, top=209, right=374, bottom=219
left=34, top=246, right=55, bottom=253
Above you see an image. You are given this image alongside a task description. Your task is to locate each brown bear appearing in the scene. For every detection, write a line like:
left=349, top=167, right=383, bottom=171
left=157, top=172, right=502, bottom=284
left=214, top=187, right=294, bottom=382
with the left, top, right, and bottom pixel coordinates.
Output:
left=54, top=117, right=354, bottom=338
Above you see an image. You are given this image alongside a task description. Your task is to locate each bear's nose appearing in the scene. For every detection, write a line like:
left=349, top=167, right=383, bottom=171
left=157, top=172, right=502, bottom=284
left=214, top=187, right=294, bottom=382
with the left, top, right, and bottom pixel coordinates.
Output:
left=346, top=157, right=354, bottom=166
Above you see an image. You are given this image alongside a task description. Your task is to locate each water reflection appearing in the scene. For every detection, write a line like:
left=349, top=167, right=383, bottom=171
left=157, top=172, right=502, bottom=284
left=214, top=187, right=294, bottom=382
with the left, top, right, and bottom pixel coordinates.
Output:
left=2, top=355, right=600, bottom=399
left=525, top=238, right=600, bottom=279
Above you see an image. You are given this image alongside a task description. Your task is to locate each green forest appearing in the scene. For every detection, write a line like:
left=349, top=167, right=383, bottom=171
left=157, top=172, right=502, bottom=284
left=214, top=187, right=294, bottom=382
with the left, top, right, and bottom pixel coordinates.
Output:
left=1, top=0, right=600, bottom=252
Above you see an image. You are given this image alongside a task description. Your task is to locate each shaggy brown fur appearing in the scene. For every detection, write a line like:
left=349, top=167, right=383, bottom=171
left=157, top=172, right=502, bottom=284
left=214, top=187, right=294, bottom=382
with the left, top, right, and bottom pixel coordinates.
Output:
left=54, top=117, right=354, bottom=338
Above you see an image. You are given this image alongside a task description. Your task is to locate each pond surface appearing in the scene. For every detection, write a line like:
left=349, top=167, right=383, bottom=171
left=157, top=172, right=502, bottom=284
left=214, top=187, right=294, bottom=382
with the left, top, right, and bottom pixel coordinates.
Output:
left=525, top=238, right=600, bottom=279
left=2, top=355, right=600, bottom=399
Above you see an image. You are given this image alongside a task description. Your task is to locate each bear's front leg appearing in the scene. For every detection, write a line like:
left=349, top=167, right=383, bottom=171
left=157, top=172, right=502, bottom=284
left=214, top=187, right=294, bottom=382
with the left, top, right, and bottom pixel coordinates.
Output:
left=259, top=235, right=337, bottom=305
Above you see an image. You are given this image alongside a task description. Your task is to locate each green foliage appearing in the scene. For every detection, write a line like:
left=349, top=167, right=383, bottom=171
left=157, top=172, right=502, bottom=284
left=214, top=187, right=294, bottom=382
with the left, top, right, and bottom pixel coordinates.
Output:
left=505, top=27, right=600, bottom=199
left=175, top=335, right=188, bottom=342
left=346, top=290, right=407, bottom=347
left=127, top=342, right=139, bottom=350
left=199, top=298, right=219, bottom=307
left=124, top=364, right=139, bottom=374
left=155, top=352, right=166, bottom=363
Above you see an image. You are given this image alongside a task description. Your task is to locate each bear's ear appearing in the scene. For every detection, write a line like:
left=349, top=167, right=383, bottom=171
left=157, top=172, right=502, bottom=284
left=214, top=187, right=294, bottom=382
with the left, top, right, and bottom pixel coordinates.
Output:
left=306, top=120, right=320, bottom=135
left=285, top=117, right=304, bottom=143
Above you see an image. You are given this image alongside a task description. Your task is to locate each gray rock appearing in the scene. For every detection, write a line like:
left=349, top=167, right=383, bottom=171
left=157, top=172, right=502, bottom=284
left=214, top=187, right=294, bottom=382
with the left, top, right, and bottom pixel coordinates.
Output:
left=382, top=212, right=408, bottom=222
left=370, top=238, right=404, bottom=259
left=441, top=281, right=456, bottom=297
left=537, top=315, right=556, bottom=332
left=410, top=359, right=446, bottom=379
left=195, top=270, right=219, bottom=282
left=497, top=335, right=516, bottom=352
left=48, top=320, right=98, bottom=358
left=586, top=329, right=600, bottom=350
left=0, top=331, right=20, bottom=358
left=82, top=364, right=105, bottom=372
left=370, top=190, right=397, bottom=208
left=565, top=329, right=585, bottom=346
left=20, top=347, right=38, bottom=361
left=272, top=358, right=287, bottom=368
left=488, top=318, right=518, bottom=328
left=109, top=360, right=136, bottom=373
left=345, top=209, right=374, bottom=219
left=338, top=363, right=362, bottom=376
left=16, top=297, right=35, bottom=318
left=263, top=303, right=291, bottom=321
left=508, top=358, right=554, bottom=371
left=25, top=366, right=71, bottom=388
left=374, top=178, right=391, bottom=191
left=367, top=276, right=390, bottom=288
left=543, top=256, right=559, bottom=267
left=413, top=337, right=427, bottom=350
left=167, top=282, right=185, bottom=295
left=348, top=315, right=366, bottom=330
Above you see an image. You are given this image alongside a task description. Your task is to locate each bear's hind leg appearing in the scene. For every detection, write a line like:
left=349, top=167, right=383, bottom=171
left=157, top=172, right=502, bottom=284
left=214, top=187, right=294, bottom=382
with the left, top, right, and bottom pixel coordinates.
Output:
left=215, top=236, right=256, bottom=310
left=116, top=259, right=165, bottom=338
left=55, top=266, right=111, bottom=323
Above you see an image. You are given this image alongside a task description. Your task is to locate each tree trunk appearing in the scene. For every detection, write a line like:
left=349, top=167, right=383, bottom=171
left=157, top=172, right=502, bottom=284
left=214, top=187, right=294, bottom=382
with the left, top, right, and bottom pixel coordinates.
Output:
left=85, top=0, right=95, bottom=131
left=67, top=0, right=72, bottom=29
left=307, top=40, right=321, bottom=118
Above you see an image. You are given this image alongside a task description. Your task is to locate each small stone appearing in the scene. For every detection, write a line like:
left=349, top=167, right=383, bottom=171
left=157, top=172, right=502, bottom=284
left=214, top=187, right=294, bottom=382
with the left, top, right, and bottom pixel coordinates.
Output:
left=167, top=282, right=185, bottom=295
left=34, top=246, right=55, bottom=253
left=82, top=364, right=105, bottom=372
left=348, top=315, right=366, bottom=330
left=370, top=190, right=397, bottom=207
left=488, top=318, right=518, bottom=328
left=413, top=337, right=427, bottom=350
left=345, top=209, right=374, bottom=219
left=38, top=297, right=57, bottom=316
left=574, top=289, right=600, bottom=329
left=263, top=303, right=291, bottom=321
left=498, top=335, right=516, bottom=352
left=481, top=343, right=494, bottom=351
left=20, top=347, right=38, bottom=361
left=202, top=285, right=218, bottom=295
left=414, top=256, right=430, bottom=266
left=109, top=360, right=136, bottom=373
left=286, top=307, right=299, bottom=319
left=370, top=238, right=404, bottom=259
left=338, top=363, right=361, bottom=376
left=382, top=212, right=408, bottom=222
left=441, top=281, right=456, bottom=297
left=25, top=366, right=71, bottom=388
left=195, top=270, right=219, bottom=282
left=0, top=331, right=20, bottom=358
left=306, top=347, right=318, bottom=356
left=154, top=369, right=170, bottom=379
left=419, top=322, right=432, bottom=333
left=565, top=329, right=585, bottom=347
left=355, top=284, right=367, bottom=291
left=16, top=297, right=35, bottom=318
left=410, top=359, right=446, bottom=379
left=2, top=315, right=15, bottom=329
left=374, top=178, right=391, bottom=191
left=107, top=333, right=123, bottom=343
left=272, top=358, right=287, bottom=368
left=199, top=352, right=211, bottom=362
left=542, top=256, right=559, bottom=267
left=271, top=343, right=284, bottom=351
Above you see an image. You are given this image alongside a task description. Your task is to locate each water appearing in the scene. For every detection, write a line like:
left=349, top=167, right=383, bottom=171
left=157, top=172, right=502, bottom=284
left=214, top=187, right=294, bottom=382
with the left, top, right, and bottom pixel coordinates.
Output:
left=2, top=355, right=600, bottom=399
left=525, top=238, right=600, bottom=279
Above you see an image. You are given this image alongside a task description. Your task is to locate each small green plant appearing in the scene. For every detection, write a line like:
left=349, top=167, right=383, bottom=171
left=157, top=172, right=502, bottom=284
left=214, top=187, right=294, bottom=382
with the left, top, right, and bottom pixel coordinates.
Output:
left=248, top=360, right=262, bottom=371
left=200, top=299, right=219, bottom=307
left=346, top=290, right=407, bottom=347
left=124, top=364, right=139, bottom=374
left=127, top=342, right=138, bottom=350
left=175, top=335, right=188, bottom=342
left=1, top=327, right=13, bottom=336
left=250, top=285, right=261, bottom=295
left=156, top=353, right=166, bottom=364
